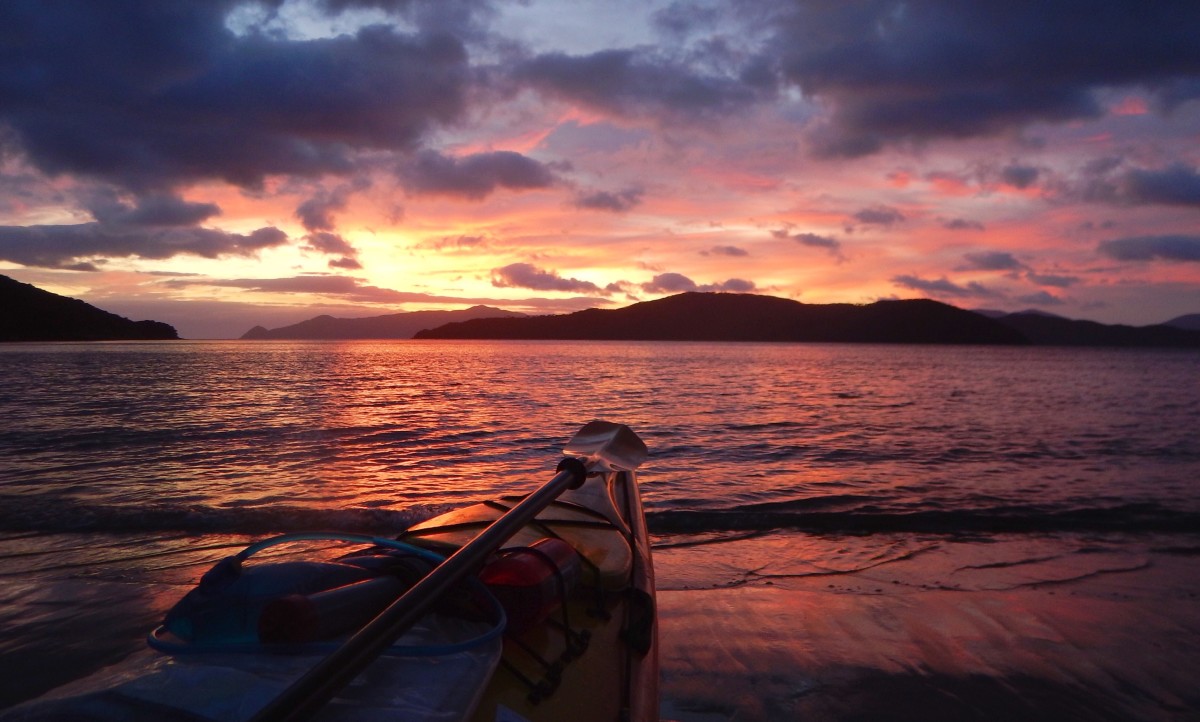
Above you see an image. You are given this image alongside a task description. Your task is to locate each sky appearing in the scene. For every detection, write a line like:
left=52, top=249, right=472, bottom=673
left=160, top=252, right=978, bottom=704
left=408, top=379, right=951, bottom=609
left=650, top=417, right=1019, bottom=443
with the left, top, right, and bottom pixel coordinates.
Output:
left=2, top=0, right=1199, bottom=339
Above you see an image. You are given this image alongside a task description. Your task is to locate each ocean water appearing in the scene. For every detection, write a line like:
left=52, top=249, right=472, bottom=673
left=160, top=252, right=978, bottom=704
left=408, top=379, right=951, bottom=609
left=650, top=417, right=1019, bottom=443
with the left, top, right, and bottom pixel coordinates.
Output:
left=2, top=340, right=1199, bottom=720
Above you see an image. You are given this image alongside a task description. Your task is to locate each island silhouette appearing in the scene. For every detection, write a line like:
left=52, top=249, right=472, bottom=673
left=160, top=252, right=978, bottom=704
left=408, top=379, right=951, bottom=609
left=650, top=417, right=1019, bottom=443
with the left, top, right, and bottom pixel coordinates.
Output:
left=1, top=274, right=178, bottom=342
left=415, top=292, right=1200, bottom=347
left=6, top=274, right=1200, bottom=347
left=241, top=306, right=524, bottom=340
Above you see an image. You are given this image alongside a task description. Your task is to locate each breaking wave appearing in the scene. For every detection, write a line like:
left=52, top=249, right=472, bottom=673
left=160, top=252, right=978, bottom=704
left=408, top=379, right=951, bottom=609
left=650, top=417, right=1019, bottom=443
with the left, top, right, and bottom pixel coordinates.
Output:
left=0, top=496, right=439, bottom=536
left=647, top=500, right=1200, bottom=536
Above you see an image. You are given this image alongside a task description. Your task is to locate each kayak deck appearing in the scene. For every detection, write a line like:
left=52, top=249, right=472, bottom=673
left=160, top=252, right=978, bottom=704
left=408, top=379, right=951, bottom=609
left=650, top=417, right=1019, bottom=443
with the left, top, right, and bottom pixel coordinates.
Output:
left=2, top=475, right=657, bottom=722
left=402, top=468, right=657, bottom=722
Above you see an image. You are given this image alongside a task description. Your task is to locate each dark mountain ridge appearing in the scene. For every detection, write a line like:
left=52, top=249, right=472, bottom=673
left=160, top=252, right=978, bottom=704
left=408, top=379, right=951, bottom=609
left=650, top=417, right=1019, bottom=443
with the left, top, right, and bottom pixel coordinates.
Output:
left=994, top=311, right=1200, bottom=347
left=417, top=292, right=1200, bottom=347
left=1165, top=313, right=1200, bottom=332
left=240, top=306, right=526, bottom=340
left=415, top=293, right=1029, bottom=344
left=1, top=274, right=178, bottom=342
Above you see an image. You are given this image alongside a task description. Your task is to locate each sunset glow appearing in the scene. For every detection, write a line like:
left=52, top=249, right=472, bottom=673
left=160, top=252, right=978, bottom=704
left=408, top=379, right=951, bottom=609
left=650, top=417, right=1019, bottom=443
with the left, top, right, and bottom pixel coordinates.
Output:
left=2, top=1, right=1199, bottom=338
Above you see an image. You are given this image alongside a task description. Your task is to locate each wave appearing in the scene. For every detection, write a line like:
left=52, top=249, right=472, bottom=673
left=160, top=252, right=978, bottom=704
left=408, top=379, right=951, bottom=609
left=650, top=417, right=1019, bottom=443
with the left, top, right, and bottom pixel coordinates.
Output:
left=3, top=493, right=1198, bottom=539
left=646, top=501, right=1200, bottom=536
left=0, top=497, right=438, bottom=536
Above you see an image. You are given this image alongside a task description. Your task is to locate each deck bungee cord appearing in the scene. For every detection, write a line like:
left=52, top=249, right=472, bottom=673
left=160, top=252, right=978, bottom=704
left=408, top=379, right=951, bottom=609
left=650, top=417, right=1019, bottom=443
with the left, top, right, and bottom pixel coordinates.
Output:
left=147, top=532, right=507, bottom=658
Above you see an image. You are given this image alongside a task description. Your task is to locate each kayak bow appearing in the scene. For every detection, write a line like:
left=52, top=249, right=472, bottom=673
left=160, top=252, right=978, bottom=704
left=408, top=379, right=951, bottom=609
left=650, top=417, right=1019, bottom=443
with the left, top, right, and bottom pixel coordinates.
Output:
left=1, top=421, right=657, bottom=722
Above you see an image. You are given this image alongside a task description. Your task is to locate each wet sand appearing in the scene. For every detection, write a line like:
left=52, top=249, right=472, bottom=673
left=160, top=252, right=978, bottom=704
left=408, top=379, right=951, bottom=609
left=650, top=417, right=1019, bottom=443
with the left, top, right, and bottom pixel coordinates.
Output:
left=654, top=534, right=1200, bottom=721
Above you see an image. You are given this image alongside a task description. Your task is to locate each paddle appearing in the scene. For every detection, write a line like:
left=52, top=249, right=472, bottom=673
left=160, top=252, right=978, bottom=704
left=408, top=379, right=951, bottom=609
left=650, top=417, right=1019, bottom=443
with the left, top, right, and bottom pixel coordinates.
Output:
left=250, top=421, right=646, bottom=722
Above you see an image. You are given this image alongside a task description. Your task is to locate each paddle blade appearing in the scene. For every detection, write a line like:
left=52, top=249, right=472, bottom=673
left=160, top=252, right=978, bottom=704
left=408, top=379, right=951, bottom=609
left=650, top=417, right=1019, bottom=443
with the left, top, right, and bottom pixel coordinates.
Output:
left=564, top=421, right=647, bottom=471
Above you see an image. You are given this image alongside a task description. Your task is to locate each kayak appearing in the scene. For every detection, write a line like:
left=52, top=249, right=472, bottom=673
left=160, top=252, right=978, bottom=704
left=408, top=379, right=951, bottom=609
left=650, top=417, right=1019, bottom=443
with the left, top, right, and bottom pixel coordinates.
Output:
left=1, top=421, right=657, bottom=722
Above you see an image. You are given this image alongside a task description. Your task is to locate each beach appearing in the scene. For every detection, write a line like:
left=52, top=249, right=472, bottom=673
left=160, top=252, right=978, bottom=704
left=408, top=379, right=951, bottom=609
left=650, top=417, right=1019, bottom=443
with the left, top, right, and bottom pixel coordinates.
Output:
left=655, top=533, right=1200, bottom=721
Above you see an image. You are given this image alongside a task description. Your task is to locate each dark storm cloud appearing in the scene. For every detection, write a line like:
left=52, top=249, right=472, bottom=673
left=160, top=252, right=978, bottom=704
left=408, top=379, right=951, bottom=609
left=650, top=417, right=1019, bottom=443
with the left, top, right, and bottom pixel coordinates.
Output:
left=491, top=263, right=605, bottom=294
left=1121, top=164, right=1200, bottom=208
left=1076, top=161, right=1200, bottom=208
left=513, top=48, right=768, bottom=120
left=84, top=192, right=222, bottom=228
left=0, top=223, right=288, bottom=269
left=1098, top=235, right=1200, bottom=262
left=400, top=150, right=557, bottom=199
left=574, top=187, right=644, bottom=212
left=0, top=1, right=470, bottom=191
left=769, top=1, right=1200, bottom=156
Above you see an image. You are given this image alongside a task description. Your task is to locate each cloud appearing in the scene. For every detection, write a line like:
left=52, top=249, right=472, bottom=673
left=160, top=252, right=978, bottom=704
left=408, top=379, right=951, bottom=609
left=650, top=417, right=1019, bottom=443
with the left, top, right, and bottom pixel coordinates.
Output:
left=295, top=184, right=364, bottom=232
left=574, top=187, right=644, bottom=212
left=942, top=217, right=985, bottom=231
left=84, top=193, right=222, bottom=228
left=0, top=223, right=288, bottom=269
left=400, top=150, right=557, bottom=199
left=1121, top=164, right=1200, bottom=207
left=1001, top=163, right=1040, bottom=189
left=1025, top=272, right=1078, bottom=288
left=701, top=245, right=749, bottom=257
left=891, top=274, right=1001, bottom=298
left=303, top=232, right=355, bottom=256
left=414, top=235, right=492, bottom=252
left=793, top=232, right=841, bottom=252
left=513, top=48, right=769, bottom=121
left=167, top=274, right=421, bottom=303
left=640, top=272, right=755, bottom=294
left=712, top=278, right=756, bottom=292
left=0, top=3, right=471, bottom=190
left=164, top=274, right=609, bottom=312
left=1016, top=290, right=1065, bottom=306
left=491, top=262, right=605, bottom=294
left=960, top=251, right=1026, bottom=272
left=641, top=272, right=697, bottom=294
left=771, top=2, right=1200, bottom=156
left=852, top=206, right=905, bottom=227
left=329, top=256, right=363, bottom=270
left=1097, top=235, right=1200, bottom=262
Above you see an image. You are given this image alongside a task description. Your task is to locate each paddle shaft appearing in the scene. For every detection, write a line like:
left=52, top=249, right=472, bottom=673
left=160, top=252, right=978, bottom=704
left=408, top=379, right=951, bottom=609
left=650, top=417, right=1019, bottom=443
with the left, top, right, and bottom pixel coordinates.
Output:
left=251, top=457, right=588, bottom=722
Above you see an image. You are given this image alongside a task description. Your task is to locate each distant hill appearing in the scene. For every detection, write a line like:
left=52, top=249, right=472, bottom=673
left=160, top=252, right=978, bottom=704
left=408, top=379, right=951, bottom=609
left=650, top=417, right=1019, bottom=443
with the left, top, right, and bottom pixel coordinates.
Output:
left=415, top=293, right=1028, bottom=344
left=975, top=308, right=1065, bottom=320
left=1164, top=313, right=1200, bottom=332
left=240, top=306, right=526, bottom=340
left=0, top=274, right=179, bottom=342
left=994, top=311, right=1200, bottom=347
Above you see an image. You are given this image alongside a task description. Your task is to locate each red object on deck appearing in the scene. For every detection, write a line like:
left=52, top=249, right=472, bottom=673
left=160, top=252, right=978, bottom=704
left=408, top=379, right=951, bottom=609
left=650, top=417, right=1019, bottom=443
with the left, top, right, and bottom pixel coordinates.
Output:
left=479, top=538, right=581, bottom=634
